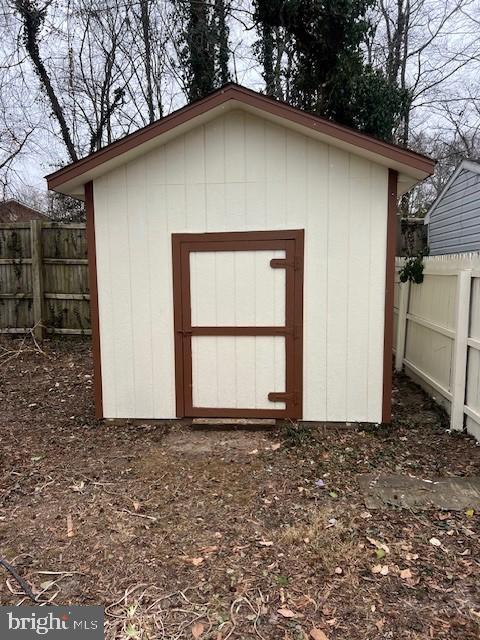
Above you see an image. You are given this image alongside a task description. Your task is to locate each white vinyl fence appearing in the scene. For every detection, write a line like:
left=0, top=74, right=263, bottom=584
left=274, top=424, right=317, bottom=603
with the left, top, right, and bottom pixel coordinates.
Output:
left=394, top=253, right=480, bottom=441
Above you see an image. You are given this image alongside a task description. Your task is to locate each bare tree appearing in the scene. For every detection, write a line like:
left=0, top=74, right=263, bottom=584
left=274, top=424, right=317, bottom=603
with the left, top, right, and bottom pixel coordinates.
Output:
left=369, top=0, right=480, bottom=146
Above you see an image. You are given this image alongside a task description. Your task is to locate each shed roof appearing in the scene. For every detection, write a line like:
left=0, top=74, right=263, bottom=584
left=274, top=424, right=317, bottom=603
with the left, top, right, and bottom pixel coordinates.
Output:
left=46, top=83, right=435, bottom=199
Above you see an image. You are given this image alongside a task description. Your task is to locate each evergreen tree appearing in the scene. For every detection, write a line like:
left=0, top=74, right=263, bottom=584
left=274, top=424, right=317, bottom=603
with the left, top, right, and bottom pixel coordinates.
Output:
left=178, top=0, right=230, bottom=102
left=253, top=0, right=409, bottom=142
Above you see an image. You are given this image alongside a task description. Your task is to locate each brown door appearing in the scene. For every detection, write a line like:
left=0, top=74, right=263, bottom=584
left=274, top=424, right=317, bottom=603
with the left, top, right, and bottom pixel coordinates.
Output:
left=172, top=230, right=304, bottom=419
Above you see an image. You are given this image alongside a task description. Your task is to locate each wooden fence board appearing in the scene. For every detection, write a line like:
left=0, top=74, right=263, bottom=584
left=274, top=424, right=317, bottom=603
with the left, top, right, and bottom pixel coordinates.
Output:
left=0, top=221, right=90, bottom=335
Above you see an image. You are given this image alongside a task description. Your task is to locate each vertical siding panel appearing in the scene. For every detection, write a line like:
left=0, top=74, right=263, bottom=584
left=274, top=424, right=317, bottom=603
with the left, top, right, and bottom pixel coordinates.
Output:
left=216, top=337, right=236, bottom=405
left=205, top=117, right=225, bottom=183
left=367, top=164, right=388, bottom=421
left=234, top=252, right=256, bottom=325
left=326, top=147, right=350, bottom=421
left=165, top=136, right=185, bottom=185
left=185, top=126, right=207, bottom=231
left=126, top=158, right=154, bottom=418
left=303, top=140, right=329, bottom=420
left=205, top=116, right=226, bottom=231
left=106, top=167, right=135, bottom=418
left=148, top=182, right=175, bottom=418
left=206, top=184, right=226, bottom=231
left=245, top=114, right=266, bottom=183
left=185, top=127, right=205, bottom=183
left=225, top=183, right=246, bottom=230
left=286, top=132, right=307, bottom=227
left=145, top=145, right=166, bottom=184
left=192, top=337, right=219, bottom=406
left=346, top=156, right=370, bottom=420
left=245, top=115, right=266, bottom=228
left=186, top=184, right=207, bottom=231
left=225, top=113, right=246, bottom=229
left=235, top=336, right=256, bottom=407
left=265, top=123, right=287, bottom=228
left=94, top=176, right=116, bottom=418
left=224, top=111, right=245, bottom=183
left=166, top=136, right=187, bottom=231
left=215, top=252, right=235, bottom=325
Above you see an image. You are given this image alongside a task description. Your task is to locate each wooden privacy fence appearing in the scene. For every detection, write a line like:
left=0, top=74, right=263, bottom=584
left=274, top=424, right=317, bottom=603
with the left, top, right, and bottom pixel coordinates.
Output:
left=394, top=253, right=480, bottom=441
left=0, top=221, right=90, bottom=338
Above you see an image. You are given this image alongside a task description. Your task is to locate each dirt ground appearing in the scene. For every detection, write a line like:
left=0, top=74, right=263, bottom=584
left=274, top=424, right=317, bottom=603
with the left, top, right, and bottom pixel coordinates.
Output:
left=0, top=338, right=479, bottom=640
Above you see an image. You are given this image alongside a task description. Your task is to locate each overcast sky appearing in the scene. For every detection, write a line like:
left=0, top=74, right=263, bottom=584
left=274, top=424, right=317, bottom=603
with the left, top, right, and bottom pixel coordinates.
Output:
left=2, top=0, right=480, bottom=203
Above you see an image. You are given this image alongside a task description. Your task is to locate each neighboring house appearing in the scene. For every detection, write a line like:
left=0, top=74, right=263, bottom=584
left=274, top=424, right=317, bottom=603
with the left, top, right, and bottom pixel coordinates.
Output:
left=0, top=199, right=47, bottom=223
left=46, top=83, right=434, bottom=425
left=425, top=159, right=480, bottom=255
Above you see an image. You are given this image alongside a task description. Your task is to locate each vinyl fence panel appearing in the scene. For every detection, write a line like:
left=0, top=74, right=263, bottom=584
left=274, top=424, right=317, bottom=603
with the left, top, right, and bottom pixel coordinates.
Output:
left=394, top=253, right=480, bottom=440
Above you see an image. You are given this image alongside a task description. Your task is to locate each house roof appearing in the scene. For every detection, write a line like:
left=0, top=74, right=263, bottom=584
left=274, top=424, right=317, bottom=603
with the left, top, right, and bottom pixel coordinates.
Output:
left=46, top=83, right=435, bottom=199
left=0, top=199, right=47, bottom=222
left=424, top=158, right=480, bottom=224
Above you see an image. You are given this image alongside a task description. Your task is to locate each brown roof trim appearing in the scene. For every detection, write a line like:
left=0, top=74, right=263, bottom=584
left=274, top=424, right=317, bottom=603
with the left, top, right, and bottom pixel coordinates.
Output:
left=46, top=83, right=434, bottom=191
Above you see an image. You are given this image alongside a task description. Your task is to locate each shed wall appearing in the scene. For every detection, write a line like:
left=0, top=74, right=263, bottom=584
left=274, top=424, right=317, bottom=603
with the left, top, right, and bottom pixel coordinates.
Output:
left=93, top=110, right=389, bottom=421
left=428, top=168, right=480, bottom=255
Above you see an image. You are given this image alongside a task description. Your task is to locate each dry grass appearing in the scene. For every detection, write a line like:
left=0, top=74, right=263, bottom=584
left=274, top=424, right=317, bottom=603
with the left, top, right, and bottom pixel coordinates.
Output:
left=280, top=508, right=359, bottom=574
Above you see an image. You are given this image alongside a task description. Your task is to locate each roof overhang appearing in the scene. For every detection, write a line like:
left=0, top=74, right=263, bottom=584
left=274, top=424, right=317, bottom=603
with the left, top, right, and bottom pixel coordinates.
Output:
left=46, top=84, right=435, bottom=200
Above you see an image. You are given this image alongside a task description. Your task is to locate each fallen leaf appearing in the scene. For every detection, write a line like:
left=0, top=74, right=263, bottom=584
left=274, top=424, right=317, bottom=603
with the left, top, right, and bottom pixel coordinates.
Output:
left=367, top=537, right=390, bottom=555
left=429, top=537, right=441, bottom=547
left=191, top=557, right=204, bottom=566
left=375, top=548, right=386, bottom=560
left=199, top=545, right=218, bottom=554
left=133, top=501, right=141, bottom=512
left=66, top=514, right=74, bottom=538
left=466, top=508, right=475, bottom=518
left=372, top=564, right=389, bottom=575
left=310, top=628, right=329, bottom=640
left=191, top=622, right=204, bottom=639
left=271, top=443, right=281, bottom=451
left=375, top=618, right=385, bottom=631
left=40, top=580, right=54, bottom=590
left=400, top=568, right=412, bottom=579
left=277, top=608, right=296, bottom=618
left=258, top=540, right=274, bottom=547
left=248, top=449, right=259, bottom=455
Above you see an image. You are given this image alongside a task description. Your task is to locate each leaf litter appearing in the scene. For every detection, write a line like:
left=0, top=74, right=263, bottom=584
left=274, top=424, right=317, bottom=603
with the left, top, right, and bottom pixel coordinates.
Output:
left=0, top=340, right=479, bottom=639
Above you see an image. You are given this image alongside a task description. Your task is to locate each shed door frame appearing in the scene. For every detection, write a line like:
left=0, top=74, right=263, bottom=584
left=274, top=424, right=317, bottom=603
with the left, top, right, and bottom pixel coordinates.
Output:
left=172, top=229, right=304, bottom=419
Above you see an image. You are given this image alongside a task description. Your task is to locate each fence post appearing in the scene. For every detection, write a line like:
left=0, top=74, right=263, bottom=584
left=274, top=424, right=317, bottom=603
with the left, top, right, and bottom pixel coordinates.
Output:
left=30, top=219, right=44, bottom=340
left=395, top=279, right=410, bottom=372
left=450, top=268, right=472, bottom=431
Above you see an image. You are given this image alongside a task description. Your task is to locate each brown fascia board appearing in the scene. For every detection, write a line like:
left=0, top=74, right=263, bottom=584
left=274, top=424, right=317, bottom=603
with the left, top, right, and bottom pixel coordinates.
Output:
left=46, top=83, right=435, bottom=191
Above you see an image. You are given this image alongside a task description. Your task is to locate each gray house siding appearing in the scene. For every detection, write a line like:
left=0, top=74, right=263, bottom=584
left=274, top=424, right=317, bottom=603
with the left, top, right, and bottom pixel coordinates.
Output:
left=428, top=166, right=480, bottom=255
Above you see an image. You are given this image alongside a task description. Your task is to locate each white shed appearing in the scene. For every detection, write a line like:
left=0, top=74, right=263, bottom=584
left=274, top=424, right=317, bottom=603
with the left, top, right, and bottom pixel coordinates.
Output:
left=46, top=84, right=434, bottom=424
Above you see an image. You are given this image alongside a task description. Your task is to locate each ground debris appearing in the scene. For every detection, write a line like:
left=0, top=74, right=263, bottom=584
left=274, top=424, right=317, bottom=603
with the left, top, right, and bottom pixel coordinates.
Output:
left=0, top=339, right=479, bottom=639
